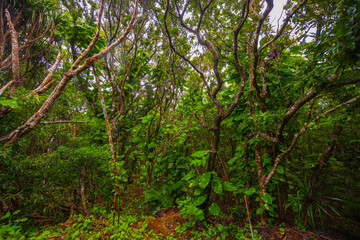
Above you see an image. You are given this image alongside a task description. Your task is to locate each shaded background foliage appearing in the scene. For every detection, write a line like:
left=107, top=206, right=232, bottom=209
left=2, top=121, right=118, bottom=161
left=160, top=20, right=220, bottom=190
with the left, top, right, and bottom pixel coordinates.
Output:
left=0, top=0, right=359, bottom=239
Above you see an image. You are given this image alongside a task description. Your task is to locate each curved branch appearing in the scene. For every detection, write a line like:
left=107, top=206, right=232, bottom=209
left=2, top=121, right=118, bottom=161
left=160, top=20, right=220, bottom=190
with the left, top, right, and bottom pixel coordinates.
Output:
left=5, top=9, right=20, bottom=97
left=275, top=89, right=319, bottom=138
left=275, top=77, right=360, bottom=139
left=264, top=95, right=360, bottom=186
left=233, top=0, right=250, bottom=79
left=40, top=121, right=89, bottom=124
left=259, top=0, right=308, bottom=54
left=164, top=0, right=209, bottom=96
left=33, top=51, right=63, bottom=94
left=253, top=0, right=274, bottom=54
left=194, top=111, right=215, bottom=131
left=1, top=0, right=139, bottom=145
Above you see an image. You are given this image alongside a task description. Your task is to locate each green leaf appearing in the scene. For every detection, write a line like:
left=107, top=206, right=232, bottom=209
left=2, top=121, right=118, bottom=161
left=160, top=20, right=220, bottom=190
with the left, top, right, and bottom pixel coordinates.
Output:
left=160, top=196, right=172, bottom=208
left=141, top=115, right=152, bottom=124
left=198, top=172, right=211, bottom=189
left=13, top=210, right=21, bottom=215
left=1, top=212, right=11, bottom=219
left=209, top=203, right=221, bottom=216
left=223, top=182, right=237, bottom=192
left=169, top=181, right=183, bottom=194
left=16, top=218, right=28, bottom=222
left=194, top=188, right=202, bottom=196
left=277, top=165, right=284, bottom=174
left=191, top=150, right=207, bottom=158
left=182, top=170, right=196, bottom=181
left=244, top=187, right=257, bottom=195
left=227, top=157, right=237, bottom=165
left=212, top=179, right=223, bottom=195
left=193, top=195, right=207, bottom=206
left=262, top=193, right=273, bottom=204
left=256, top=208, right=263, bottom=215
left=145, top=190, right=161, bottom=201
left=0, top=99, right=18, bottom=108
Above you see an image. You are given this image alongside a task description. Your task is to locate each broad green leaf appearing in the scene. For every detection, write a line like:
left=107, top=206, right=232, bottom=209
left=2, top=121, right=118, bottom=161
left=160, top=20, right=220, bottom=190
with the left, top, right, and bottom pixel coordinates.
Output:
left=198, top=172, right=211, bottom=189
left=145, top=190, right=161, bottom=201
left=256, top=208, right=264, bottom=215
left=190, top=158, right=203, bottom=167
left=194, top=188, right=202, bottom=196
left=262, top=193, right=273, bottom=204
left=227, top=157, right=237, bottom=165
left=193, top=195, right=207, bottom=206
left=141, top=115, right=152, bottom=124
left=169, top=181, right=183, bottom=194
left=182, top=170, right=196, bottom=181
left=277, top=165, right=284, bottom=174
left=13, top=210, right=21, bottom=215
left=160, top=197, right=172, bottom=208
left=191, top=150, right=207, bottom=158
left=244, top=187, right=257, bottom=195
left=223, top=182, right=237, bottom=192
left=212, top=179, right=223, bottom=195
left=1, top=212, right=11, bottom=219
left=209, top=203, right=221, bottom=216
left=0, top=99, right=18, bottom=108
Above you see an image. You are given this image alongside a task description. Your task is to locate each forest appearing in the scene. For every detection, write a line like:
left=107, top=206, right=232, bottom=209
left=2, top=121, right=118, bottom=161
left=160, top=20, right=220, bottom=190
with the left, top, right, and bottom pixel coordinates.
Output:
left=0, top=0, right=359, bottom=239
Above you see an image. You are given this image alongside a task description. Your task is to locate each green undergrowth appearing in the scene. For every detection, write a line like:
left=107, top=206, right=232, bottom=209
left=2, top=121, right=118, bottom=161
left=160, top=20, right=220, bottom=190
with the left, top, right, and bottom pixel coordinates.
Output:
left=0, top=208, right=153, bottom=240
left=0, top=208, right=262, bottom=240
left=0, top=184, right=262, bottom=239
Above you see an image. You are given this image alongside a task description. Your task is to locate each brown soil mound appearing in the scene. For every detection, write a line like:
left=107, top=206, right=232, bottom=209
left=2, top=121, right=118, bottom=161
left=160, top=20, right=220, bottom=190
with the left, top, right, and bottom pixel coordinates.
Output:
left=255, top=226, right=345, bottom=240
left=147, top=207, right=185, bottom=238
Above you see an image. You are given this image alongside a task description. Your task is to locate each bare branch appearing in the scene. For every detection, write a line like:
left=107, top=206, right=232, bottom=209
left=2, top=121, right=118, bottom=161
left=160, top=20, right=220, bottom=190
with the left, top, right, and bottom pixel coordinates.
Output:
left=40, top=121, right=89, bottom=124
left=70, top=0, right=106, bottom=71
left=233, top=0, right=250, bottom=79
left=87, top=0, right=139, bottom=62
left=326, top=78, right=360, bottom=88
left=33, top=52, right=63, bottom=94
left=112, top=41, right=138, bottom=136
left=264, top=95, right=360, bottom=186
left=164, top=0, right=210, bottom=95
left=5, top=9, right=20, bottom=97
left=194, top=111, right=215, bottom=131
left=275, top=77, right=360, bottom=139
left=0, top=80, right=15, bottom=96
left=276, top=89, right=319, bottom=138
left=259, top=0, right=308, bottom=54
left=253, top=0, right=274, bottom=54
left=1, top=0, right=139, bottom=145
left=196, top=0, right=214, bottom=33
left=19, top=22, right=54, bottom=52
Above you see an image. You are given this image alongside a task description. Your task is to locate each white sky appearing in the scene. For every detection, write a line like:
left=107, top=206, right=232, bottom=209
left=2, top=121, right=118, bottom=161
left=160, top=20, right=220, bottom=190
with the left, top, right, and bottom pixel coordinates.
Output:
left=269, top=0, right=288, bottom=30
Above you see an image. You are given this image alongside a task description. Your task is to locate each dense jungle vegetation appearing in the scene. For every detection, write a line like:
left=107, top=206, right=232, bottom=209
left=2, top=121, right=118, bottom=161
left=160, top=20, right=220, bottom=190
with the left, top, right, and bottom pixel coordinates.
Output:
left=0, top=0, right=359, bottom=239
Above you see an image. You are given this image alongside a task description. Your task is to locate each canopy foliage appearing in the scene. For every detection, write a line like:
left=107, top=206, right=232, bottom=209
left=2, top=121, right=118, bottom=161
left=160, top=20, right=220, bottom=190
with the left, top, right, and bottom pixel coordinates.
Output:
left=0, top=0, right=359, bottom=238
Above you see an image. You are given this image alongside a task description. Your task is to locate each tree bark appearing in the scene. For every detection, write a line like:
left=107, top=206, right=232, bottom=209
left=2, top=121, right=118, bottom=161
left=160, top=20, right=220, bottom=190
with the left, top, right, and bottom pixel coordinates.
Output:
left=0, top=0, right=139, bottom=145
left=94, top=66, right=120, bottom=214
left=306, top=126, right=342, bottom=205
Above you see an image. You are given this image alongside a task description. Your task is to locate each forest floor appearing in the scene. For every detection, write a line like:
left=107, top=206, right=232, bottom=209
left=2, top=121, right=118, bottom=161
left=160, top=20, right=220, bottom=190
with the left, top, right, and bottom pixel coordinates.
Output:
left=21, top=183, right=349, bottom=240
left=133, top=186, right=348, bottom=240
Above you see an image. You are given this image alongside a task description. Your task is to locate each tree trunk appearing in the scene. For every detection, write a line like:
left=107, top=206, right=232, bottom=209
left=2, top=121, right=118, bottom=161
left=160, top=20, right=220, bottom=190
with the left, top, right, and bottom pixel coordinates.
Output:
left=201, top=126, right=221, bottom=212
left=80, top=168, right=88, bottom=211
left=259, top=184, right=267, bottom=226
left=255, top=143, right=267, bottom=225
left=94, top=67, right=120, bottom=214
left=306, top=126, right=342, bottom=206
left=0, top=0, right=138, bottom=145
